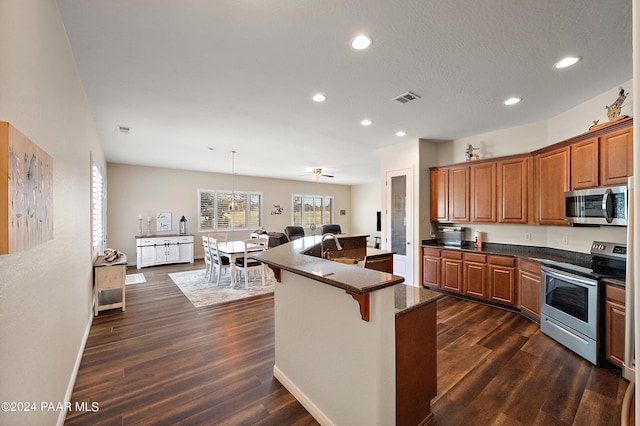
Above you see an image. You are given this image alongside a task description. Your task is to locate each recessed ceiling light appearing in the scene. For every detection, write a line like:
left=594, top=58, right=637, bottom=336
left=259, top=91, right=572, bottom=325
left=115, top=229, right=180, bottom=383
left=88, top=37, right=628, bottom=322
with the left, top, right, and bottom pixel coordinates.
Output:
left=504, top=97, right=522, bottom=106
left=396, top=131, right=407, bottom=137
left=554, top=56, right=581, bottom=69
left=360, top=119, right=373, bottom=126
left=351, top=35, right=372, bottom=50
left=312, top=93, right=326, bottom=102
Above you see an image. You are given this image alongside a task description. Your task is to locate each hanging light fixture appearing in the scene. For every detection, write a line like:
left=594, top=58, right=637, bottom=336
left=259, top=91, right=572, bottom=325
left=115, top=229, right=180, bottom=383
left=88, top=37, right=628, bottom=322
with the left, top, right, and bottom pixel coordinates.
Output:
left=229, top=150, right=238, bottom=211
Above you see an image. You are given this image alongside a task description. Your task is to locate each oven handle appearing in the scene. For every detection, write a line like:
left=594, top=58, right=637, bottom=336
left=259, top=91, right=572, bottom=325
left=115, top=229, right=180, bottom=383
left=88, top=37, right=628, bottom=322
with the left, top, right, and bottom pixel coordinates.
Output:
left=541, top=266, right=598, bottom=287
left=602, top=188, right=613, bottom=223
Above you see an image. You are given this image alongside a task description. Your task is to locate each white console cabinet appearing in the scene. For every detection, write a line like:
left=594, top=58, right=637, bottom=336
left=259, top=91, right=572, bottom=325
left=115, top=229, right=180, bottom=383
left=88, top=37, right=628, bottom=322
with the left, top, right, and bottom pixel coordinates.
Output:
left=136, top=235, right=194, bottom=269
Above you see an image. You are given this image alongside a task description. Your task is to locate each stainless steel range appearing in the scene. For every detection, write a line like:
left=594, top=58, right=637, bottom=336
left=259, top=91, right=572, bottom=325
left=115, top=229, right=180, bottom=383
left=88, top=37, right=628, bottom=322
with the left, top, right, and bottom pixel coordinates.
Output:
left=540, top=241, right=626, bottom=365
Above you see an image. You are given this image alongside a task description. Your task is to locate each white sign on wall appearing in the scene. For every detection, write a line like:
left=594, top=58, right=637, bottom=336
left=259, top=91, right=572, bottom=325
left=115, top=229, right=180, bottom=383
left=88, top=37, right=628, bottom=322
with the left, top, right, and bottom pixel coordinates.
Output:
left=156, top=212, right=171, bottom=232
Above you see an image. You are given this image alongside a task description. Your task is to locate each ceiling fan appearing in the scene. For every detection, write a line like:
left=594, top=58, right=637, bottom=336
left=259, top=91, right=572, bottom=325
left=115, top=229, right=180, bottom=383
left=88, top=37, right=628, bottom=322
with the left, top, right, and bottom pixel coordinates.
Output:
left=312, top=168, right=334, bottom=180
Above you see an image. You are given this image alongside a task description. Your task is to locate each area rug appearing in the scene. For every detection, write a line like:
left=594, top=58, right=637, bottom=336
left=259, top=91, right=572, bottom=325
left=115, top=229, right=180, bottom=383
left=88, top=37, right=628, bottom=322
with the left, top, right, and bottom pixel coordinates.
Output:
left=125, top=273, right=146, bottom=285
left=168, top=269, right=276, bottom=308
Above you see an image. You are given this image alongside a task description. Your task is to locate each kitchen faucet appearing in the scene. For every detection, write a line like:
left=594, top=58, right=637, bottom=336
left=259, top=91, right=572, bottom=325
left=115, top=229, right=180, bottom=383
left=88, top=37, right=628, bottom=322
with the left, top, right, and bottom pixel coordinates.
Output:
left=321, top=233, right=343, bottom=259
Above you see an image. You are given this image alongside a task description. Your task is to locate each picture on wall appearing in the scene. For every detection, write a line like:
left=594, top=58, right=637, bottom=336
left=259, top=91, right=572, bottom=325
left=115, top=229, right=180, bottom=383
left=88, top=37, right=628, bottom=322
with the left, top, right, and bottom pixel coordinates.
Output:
left=0, top=122, right=54, bottom=255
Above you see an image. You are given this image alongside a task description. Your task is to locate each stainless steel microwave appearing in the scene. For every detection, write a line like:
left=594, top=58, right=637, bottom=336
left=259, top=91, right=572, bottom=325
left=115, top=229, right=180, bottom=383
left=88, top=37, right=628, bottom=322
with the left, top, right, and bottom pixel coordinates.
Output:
left=564, top=185, right=627, bottom=226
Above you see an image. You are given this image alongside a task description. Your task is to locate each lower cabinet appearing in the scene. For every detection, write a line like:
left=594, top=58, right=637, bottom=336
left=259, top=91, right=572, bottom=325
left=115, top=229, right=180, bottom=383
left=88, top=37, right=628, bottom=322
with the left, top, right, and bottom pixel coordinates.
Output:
left=463, top=253, right=487, bottom=299
left=488, top=256, right=517, bottom=306
left=604, top=283, right=625, bottom=368
left=518, top=259, right=541, bottom=322
left=422, top=248, right=441, bottom=288
left=136, top=235, right=194, bottom=269
left=441, top=251, right=463, bottom=293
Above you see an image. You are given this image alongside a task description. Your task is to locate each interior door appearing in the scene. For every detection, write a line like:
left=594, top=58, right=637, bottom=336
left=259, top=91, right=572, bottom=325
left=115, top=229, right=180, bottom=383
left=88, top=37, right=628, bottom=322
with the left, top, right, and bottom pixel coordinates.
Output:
left=386, top=168, right=413, bottom=284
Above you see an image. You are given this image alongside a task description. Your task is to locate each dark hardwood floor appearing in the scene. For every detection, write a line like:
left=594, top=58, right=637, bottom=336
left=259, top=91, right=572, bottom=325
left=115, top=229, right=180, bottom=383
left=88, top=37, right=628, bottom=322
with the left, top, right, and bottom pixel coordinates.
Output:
left=66, top=261, right=629, bottom=425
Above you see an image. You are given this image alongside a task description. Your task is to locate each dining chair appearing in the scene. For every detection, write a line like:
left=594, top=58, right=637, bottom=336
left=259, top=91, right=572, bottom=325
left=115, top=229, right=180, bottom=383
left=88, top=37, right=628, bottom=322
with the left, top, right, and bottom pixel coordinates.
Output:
left=202, top=236, right=213, bottom=281
left=208, top=232, right=230, bottom=262
left=209, top=237, right=231, bottom=286
left=320, top=224, right=341, bottom=235
left=234, top=239, right=267, bottom=288
left=284, top=226, right=305, bottom=241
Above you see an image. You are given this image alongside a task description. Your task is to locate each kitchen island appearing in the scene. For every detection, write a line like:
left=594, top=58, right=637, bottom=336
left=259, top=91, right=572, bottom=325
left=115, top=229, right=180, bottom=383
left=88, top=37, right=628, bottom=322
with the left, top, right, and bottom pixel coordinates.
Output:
left=253, top=235, right=443, bottom=426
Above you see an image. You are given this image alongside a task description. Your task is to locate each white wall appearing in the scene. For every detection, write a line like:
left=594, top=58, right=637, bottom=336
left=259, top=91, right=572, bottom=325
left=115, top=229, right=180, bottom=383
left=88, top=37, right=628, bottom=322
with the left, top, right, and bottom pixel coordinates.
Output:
left=430, top=82, right=632, bottom=253
left=350, top=182, right=381, bottom=245
left=0, top=1, right=104, bottom=425
left=107, top=163, right=352, bottom=263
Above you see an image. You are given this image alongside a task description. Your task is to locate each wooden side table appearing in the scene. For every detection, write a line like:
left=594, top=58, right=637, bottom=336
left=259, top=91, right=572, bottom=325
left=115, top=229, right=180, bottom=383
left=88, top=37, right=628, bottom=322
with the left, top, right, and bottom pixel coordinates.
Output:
left=93, top=254, right=127, bottom=316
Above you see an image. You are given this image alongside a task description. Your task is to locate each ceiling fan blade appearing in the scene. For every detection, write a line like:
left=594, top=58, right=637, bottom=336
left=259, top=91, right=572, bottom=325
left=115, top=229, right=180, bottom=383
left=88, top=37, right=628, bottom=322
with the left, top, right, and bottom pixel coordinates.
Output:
left=322, top=174, right=334, bottom=178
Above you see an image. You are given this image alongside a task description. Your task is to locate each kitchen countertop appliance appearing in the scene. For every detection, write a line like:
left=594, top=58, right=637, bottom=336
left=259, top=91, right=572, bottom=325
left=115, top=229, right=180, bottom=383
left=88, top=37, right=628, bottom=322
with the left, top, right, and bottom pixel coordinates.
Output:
left=436, top=226, right=466, bottom=247
left=539, top=241, right=626, bottom=365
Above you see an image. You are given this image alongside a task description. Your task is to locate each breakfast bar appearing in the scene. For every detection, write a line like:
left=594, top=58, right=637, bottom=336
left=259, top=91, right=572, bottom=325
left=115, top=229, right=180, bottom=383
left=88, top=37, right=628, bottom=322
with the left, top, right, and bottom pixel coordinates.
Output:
left=253, top=235, right=443, bottom=426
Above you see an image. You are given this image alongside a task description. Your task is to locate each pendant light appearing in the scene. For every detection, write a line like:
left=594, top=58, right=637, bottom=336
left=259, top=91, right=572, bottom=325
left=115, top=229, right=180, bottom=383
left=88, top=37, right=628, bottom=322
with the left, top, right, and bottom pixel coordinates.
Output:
left=229, top=150, right=238, bottom=211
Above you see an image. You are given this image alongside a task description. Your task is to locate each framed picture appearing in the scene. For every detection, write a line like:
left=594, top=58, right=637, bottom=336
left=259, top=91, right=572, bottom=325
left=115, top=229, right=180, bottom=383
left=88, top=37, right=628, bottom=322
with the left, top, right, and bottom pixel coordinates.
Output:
left=156, top=212, right=171, bottom=232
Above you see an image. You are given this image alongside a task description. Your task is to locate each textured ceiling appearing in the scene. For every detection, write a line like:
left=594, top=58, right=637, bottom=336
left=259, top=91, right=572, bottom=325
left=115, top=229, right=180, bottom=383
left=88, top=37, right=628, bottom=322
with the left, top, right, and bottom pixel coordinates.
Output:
left=56, top=0, right=632, bottom=185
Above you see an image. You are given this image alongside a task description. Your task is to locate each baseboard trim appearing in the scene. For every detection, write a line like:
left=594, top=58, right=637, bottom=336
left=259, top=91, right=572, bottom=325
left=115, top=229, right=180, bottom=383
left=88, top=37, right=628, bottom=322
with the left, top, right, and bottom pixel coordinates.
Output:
left=272, top=365, right=334, bottom=426
left=57, top=309, right=93, bottom=426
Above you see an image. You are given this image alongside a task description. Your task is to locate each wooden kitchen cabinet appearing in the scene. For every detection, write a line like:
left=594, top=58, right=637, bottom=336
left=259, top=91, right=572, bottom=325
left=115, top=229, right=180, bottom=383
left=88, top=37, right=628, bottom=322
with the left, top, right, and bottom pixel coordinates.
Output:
left=470, top=162, right=496, bottom=222
left=488, top=255, right=517, bottom=306
left=430, top=169, right=449, bottom=222
left=449, top=166, right=470, bottom=222
left=497, top=156, right=529, bottom=223
left=537, top=146, right=570, bottom=226
left=604, top=283, right=625, bottom=368
left=518, top=259, right=541, bottom=322
left=441, top=250, right=463, bottom=293
left=600, top=126, right=633, bottom=186
left=422, top=248, right=441, bottom=288
left=463, top=253, right=487, bottom=299
left=570, top=137, right=599, bottom=190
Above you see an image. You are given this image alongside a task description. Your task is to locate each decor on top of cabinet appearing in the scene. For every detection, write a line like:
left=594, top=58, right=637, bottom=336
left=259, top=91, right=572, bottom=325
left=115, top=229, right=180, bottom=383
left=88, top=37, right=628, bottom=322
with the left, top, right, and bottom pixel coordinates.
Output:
left=465, top=144, right=480, bottom=161
left=156, top=212, right=171, bottom=232
left=589, top=87, right=628, bottom=131
left=179, top=216, right=188, bottom=235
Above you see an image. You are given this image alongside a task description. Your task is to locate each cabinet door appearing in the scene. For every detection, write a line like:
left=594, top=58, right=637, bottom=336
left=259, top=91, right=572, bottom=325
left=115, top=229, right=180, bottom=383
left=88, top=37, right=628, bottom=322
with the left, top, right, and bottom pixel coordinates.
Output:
left=138, top=245, right=155, bottom=268
left=600, top=126, right=633, bottom=186
left=464, top=261, right=487, bottom=299
left=441, top=253, right=463, bottom=293
left=155, top=245, right=168, bottom=263
left=449, top=166, right=470, bottom=222
left=518, top=270, right=541, bottom=322
left=605, top=284, right=625, bottom=368
left=423, top=256, right=441, bottom=287
left=430, top=169, right=449, bottom=222
left=497, top=157, right=528, bottom=223
left=488, top=256, right=517, bottom=306
left=538, top=147, right=570, bottom=226
left=570, top=137, right=599, bottom=189
left=470, top=162, right=496, bottom=222
left=178, top=242, right=193, bottom=263
left=166, top=244, right=180, bottom=262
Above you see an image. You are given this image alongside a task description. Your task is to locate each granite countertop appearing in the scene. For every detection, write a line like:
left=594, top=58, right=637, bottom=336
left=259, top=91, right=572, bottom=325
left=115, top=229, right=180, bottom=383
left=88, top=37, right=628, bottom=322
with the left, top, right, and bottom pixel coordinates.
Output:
left=252, top=235, right=405, bottom=295
left=394, top=284, right=445, bottom=317
left=422, top=239, right=592, bottom=265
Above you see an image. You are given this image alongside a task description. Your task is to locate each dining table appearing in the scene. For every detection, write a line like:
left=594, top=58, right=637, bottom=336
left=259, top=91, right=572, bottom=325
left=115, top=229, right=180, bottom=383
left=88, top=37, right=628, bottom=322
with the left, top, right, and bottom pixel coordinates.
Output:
left=216, top=240, right=248, bottom=288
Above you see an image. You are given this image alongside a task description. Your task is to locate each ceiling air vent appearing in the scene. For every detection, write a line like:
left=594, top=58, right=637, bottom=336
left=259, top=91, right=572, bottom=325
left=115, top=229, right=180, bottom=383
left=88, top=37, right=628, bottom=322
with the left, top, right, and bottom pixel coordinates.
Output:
left=393, top=91, right=421, bottom=104
left=118, top=126, right=130, bottom=134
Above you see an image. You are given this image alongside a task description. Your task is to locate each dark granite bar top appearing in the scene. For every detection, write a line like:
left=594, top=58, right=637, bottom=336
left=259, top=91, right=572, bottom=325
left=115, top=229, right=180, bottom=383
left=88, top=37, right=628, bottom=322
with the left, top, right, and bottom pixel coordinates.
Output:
left=422, top=239, right=592, bottom=265
left=253, top=235, right=405, bottom=295
left=394, top=284, right=445, bottom=317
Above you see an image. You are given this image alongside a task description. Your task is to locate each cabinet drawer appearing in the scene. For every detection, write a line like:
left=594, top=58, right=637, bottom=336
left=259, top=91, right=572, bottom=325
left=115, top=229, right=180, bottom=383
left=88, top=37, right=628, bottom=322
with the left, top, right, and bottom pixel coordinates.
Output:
left=442, top=250, right=463, bottom=260
left=606, top=284, right=625, bottom=305
left=423, top=247, right=441, bottom=257
left=489, top=255, right=515, bottom=267
left=519, top=259, right=542, bottom=275
left=178, top=236, right=193, bottom=243
left=464, top=253, right=486, bottom=263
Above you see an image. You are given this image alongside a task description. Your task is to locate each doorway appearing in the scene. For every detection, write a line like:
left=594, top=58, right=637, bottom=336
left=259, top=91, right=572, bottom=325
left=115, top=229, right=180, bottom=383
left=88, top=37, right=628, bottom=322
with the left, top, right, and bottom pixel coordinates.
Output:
left=385, top=168, right=413, bottom=284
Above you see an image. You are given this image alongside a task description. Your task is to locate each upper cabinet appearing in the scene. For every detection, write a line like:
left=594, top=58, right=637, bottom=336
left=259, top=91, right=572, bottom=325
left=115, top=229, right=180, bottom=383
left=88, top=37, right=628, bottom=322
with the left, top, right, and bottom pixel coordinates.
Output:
left=497, top=156, right=529, bottom=224
left=470, top=162, right=496, bottom=222
left=600, top=126, right=633, bottom=186
left=428, top=118, right=632, bottom=226
left=570, top=137, right=599, bottom=190
left=538, top=147, right=570, bottom=226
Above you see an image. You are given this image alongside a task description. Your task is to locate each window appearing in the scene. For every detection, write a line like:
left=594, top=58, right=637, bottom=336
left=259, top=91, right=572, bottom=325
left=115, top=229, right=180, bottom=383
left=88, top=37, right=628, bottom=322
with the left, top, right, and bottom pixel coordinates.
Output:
left=292, top=195, right=333, bottom=227
left=198, top=189, right=263, bottom=232
left=91, top=160, right=106, bottom=256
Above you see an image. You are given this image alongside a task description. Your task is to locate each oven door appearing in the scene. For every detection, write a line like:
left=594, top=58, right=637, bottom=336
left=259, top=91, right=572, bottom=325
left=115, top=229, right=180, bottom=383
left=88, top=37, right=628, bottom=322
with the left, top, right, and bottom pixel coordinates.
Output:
left=540, top=266, right=599, bottom=339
